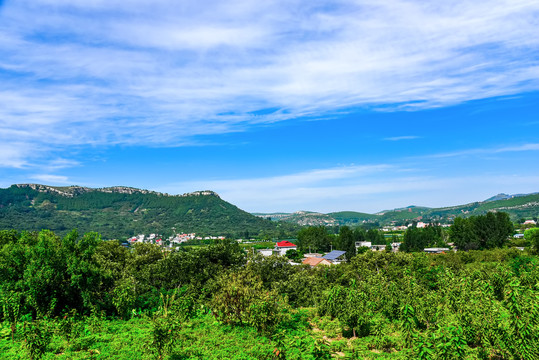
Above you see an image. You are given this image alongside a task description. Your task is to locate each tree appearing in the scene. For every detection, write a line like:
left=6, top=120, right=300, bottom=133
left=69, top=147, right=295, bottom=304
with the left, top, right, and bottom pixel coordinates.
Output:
left=285, top=249, right=304, bottom=262
left=366, top=229, right=385, bottom=245
left=450, top=212, right=513, bottom=250
left=297, top=226, right=331, bottom=253
left=210, top=270, right=287, bottom=334
left=524, top=228, right=539, bottom=254
left=450, top=217, right=479, bottom=250
left=401, top=226, right=443, bottom=252
left=337, top=226, right=357, bottom=261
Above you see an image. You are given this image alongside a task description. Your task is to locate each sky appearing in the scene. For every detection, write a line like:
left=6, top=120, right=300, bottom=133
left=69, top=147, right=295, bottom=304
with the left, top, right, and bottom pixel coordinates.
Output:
left=1, top=0, right=539, bottom=213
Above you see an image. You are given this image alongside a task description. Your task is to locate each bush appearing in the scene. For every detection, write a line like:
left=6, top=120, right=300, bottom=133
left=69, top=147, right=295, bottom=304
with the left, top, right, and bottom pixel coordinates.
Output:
left=210, top=270, right=289, bottom=334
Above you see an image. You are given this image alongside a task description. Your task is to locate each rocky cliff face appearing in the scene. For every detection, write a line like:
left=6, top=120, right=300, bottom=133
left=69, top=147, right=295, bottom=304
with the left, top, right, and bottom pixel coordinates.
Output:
left=15, top=184, right=219, bottom=198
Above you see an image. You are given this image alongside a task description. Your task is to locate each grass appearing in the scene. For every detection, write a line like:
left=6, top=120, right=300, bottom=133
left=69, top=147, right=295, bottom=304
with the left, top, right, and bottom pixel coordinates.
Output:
left=0, top=309, right=421, bottom=360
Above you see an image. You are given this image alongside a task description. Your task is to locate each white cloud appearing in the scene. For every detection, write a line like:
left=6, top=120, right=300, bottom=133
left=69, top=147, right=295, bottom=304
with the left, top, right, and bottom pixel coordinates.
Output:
left=162, top=164, right=539, bottom=213
left=0, top=143, right=30, bottom=168
left=427, top=143, right=539, bottom=158
left=1, top=0, right=539, bottom=166
left=31, top=174, right=70, bottom=184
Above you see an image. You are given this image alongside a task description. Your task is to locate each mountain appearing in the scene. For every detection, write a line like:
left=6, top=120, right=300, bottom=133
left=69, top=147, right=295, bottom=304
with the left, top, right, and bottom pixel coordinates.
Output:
left=484, top=193, right=513, bottom=202
left=0, top=184, right=296, bottom=239
left=484, top=192, right=539, bottom=202
left=255, top=193, right=539, bottom=226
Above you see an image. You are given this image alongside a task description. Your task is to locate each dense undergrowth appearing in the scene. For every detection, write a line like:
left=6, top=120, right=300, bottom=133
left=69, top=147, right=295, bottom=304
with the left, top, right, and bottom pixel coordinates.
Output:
left=1, top=229, right=538, bottom=359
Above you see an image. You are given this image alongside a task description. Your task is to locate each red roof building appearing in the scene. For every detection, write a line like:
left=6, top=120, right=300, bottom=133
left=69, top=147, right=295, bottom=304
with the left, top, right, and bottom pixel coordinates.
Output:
left=276, top=240, right=296, bottom=247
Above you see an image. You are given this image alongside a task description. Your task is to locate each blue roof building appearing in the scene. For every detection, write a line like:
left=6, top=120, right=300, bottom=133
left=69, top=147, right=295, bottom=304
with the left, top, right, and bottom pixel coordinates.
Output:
left=323, top=250, right=346, bottom=261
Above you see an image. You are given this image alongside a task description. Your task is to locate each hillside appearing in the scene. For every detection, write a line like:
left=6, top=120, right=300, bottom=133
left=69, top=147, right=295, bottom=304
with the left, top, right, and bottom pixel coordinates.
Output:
left=256, top=193, right=539, bottom=226
left=0, top=184, right=295, bottom=239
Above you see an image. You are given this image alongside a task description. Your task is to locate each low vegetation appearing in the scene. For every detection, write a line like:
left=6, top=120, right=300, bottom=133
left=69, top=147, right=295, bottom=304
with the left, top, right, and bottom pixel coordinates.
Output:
left=1, top=226, right=538, bottom=359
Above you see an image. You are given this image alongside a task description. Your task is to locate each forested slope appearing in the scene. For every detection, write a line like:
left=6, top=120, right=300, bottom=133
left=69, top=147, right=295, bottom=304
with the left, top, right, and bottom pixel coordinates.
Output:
left=0, top=184, right=295, bottom=239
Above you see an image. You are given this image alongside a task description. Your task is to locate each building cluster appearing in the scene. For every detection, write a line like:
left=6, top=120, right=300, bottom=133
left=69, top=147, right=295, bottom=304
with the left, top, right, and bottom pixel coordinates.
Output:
left=257, top=240, right=346, bottom=265
left=355, top=241, right=401, bottom=252
left=256, top=240, right=389, bottom=267
left=128, top=232, right=225, bottom=246
left=256, top=239, right=458, bottom=267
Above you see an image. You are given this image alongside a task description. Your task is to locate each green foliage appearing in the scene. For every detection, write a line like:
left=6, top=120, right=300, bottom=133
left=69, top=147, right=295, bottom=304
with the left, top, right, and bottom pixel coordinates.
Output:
left=450, top=212, right=513, bottom=250
left=401, top=305, right=418, bottom=347
left=498, top=280, right=539, bottom=360
left=1, top=290, right=22, bottom=341
left=337, top=226, right=357, bottom=260
left=22, top=320, right=52, bottom=360
left=210, top=270, right=288, bottom=334
left=1, top=228, right=539, bottom=359
left=150, top=315, right=178, bottom=360
left=524, top=227, right=539, bottom=254
left=435, top=325, right=466, bottom=360
left=285, top=248, right=304, bottom=262
left=297, top=226, right=332, bottom=252
left=401, top=225, right=444, bottom=252
left=112, top=277, right=137, bottom=319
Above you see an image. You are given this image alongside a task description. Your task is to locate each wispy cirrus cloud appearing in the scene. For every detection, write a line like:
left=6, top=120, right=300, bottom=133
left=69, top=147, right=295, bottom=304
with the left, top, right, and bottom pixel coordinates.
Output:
left=161, top=161, right=539, bottom=213
left=1, top=0, right=539, bottom=167
left=427, top=143, right=539, bottom=158
left=384, top=135, right=421, bottom=141
left=31, top=174, right=70, bottom=184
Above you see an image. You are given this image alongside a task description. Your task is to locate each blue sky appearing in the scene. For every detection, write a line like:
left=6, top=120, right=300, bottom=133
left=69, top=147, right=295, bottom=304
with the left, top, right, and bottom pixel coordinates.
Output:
left=1, top=0, right=538, bottom=213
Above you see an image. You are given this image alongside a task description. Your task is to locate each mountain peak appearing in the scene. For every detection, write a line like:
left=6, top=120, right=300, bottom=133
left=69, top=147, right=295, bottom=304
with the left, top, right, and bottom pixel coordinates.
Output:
left=484, top=193, right=513, bottom=202
left=180, top=190, right=220, bottom=198
left=15, top=184, right=219, bottom=198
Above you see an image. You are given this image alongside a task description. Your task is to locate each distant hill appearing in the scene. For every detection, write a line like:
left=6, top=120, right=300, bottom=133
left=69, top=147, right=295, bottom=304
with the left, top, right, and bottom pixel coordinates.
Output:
left=484, top=192, right=539, bottom=202
left=484, top=193, right=513, bottom=202
left=0, top=184, right=296, bottom=239
left=255, top=193, right=539, bottom=226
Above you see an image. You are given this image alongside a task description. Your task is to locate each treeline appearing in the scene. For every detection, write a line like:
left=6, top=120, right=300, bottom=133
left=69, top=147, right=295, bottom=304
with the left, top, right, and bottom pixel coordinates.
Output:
left=296, top=226, right=388, bottom=257
left=1, top=228, right=538, bottom=359
left=297, top=212, right=516, bottom=255
left=450, top=212, right=514, bottom=250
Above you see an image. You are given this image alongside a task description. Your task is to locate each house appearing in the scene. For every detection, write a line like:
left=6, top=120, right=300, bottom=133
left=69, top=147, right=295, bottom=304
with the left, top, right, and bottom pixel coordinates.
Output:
left=258, top=248, right=280, bottom=257
left=323, top=250, right=346, bottom=264
left=423, top=248, right=450, bottom=254
left=523, top=219, right=537, bottom=225
left=513, top=234, right=525, bottom=239
left=371, top=244, right=386, bottom=251
left=355, top=241, right=372, bottom=250
left=302, top=257, right=332, bottom=267
left=275, top=240, right=297, bottom=256
left=304, top=253, right=324, bottom=258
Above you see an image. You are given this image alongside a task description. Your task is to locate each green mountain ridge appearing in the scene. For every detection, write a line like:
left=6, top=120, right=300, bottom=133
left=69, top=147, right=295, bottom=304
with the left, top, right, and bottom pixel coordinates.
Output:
left=256, top=193, right=539, bottom=226
left=0, top=184, right=296, bottom=239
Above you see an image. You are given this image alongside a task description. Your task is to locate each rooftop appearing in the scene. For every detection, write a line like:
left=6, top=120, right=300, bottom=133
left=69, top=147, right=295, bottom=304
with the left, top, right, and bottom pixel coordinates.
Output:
left=323, top=250, right=346, bottom=260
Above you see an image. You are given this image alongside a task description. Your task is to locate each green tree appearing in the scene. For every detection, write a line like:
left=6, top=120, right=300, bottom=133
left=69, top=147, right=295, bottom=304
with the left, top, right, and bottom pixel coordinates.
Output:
left=337, top=226, right=356, bottom=261
left=450, top=217, right=479, bottom=250
left=285, top=248, right=304, bottom=262
left=297, top=226, right=331, bottom=253
left=366, top=229, right=385, bottom=245
left=401, top=226, right=443, bottom=252
left=210, top=270, right=287, bottom=334
left=524, top=227, right=539, bottom=254
left=450, top=212, right=513, bottom=250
